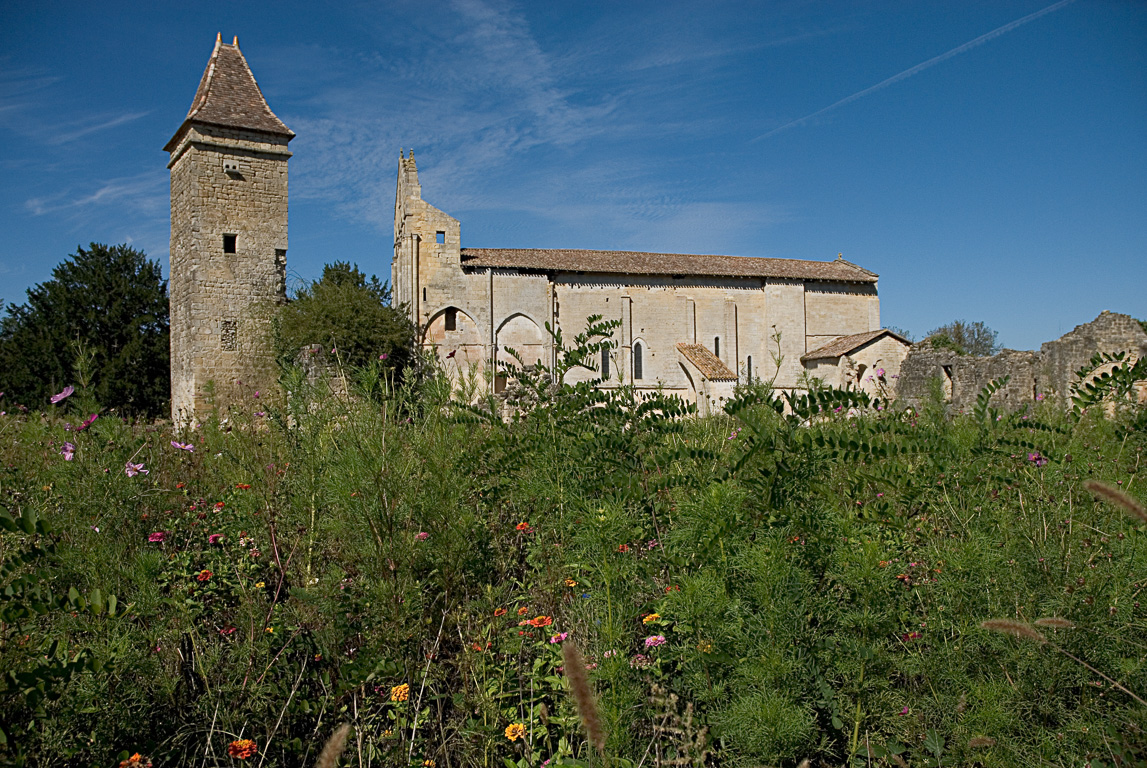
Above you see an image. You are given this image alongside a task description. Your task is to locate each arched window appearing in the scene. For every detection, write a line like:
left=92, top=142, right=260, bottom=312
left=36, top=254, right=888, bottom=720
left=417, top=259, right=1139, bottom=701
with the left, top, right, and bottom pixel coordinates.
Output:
left=746, top=355, right=752, bottom=381
left=633, top=342, right=644, bottom=380
left=601, top=347, right=610, bottom=380
left=714, top=336, right=720, bottom=358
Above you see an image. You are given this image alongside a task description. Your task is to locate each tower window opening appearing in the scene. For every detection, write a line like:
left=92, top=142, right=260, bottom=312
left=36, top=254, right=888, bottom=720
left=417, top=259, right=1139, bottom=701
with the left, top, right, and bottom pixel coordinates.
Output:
left=746, top=355, right=752, bottom=381
left=223, top=234, right=237, bottom=254
left=445, top=308, right=457, bottom=331
left=422, top=287, right=427, bottom=302
left=633, top=342, right=644, bottom=380
left=714, top=336, right=720, bottom=358
left=601, top=347, right=610, bottom=380
left=436, top=231, right=445, bottom=244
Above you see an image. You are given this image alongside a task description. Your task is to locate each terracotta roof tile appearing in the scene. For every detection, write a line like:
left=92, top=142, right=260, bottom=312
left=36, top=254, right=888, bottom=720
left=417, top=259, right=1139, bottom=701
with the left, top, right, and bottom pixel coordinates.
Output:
left=460, top=248, right=877, bottom=283
left=801, top=329, right=910, bottom=362
left=166, top=38, right=293, bottom=151
left=676, top=344, right=737, bottom=380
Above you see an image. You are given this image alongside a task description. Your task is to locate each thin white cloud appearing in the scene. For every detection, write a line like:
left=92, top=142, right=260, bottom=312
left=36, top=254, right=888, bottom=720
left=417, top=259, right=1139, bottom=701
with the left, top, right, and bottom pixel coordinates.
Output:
left=25, top=171, right=165, bottom=217
left=46, top=111, right=150, bottom=144
left=753, top=0, right=1078, bottom=141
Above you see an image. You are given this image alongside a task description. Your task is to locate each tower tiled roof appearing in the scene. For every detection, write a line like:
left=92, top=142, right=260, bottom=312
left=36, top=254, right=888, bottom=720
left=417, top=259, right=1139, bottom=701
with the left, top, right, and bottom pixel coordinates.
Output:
left=676, top=344, right=738, bottom=380
left=460, top=248, right=877, bottom=283
left=165, top=35, right=293, bottom=151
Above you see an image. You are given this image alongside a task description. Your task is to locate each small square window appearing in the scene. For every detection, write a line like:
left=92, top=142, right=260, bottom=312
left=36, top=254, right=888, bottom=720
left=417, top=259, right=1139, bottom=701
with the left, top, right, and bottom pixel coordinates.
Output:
left=436, top=231, right=445, bottom=244
left=223, top=234, right=237, bottom=254
left=445, top=308, right=457, bottom=331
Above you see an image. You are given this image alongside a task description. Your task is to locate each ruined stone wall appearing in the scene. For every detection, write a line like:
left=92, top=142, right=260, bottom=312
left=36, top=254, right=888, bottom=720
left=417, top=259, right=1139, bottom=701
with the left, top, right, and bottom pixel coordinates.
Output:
left=897, top=312, right=1147, bottom=412
left=168, top=124, right=289, bottom=425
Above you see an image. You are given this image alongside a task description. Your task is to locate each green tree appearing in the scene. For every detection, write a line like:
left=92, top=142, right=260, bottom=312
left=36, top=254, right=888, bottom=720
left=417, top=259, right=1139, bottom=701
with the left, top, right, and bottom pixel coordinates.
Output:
left=0, top=243, right=169, bottom=417
left=925, top=319, right=1000, bottom=356
left=276, top=261, right=415, bottom=371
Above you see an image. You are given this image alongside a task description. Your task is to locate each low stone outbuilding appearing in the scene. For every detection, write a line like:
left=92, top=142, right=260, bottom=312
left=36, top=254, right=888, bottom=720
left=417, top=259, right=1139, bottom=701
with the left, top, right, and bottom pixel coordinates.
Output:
left=676, top=343, right=739, bottom=416
left=801, top=329, right=911, bottom=397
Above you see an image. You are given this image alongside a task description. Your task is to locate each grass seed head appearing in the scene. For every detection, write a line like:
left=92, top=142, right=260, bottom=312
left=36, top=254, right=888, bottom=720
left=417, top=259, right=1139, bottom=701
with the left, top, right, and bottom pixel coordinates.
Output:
left=1034, top=617, right=1075, bottom=629
left=562, top=641, right=606, bottom=753
left=980, top=619, right=1046, bottom=644
left=316, top=723, right=351, bottom=768
left=1084, top=480, right=1147, bottom=523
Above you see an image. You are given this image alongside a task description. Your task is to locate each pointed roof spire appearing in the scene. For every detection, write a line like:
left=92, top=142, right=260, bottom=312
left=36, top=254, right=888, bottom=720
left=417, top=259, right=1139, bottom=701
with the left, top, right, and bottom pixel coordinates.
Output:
left=165, top=35, right=293, bottom=151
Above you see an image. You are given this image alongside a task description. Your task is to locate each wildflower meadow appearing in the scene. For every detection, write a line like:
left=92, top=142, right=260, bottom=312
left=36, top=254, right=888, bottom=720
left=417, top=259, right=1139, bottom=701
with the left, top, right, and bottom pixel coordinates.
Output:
left=1, top=339, right=1145, bottom=767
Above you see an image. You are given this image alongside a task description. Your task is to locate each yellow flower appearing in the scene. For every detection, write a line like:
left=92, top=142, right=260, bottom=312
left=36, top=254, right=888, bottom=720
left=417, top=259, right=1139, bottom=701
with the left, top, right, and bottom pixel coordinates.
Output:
left=265, top=627, right=274, bottom=633
left=697, top=640, right=712, bottom=653
left=642, top=613, right=660, bottom=624
left=391, top=683, right=410, bottom=702
left=422, top=761, right=435, bottom=767
left=255, top=581, right=265, bottom=588
left=564, top=578, right=578, bottom=587
left=505, top=723, right=526, bottom=741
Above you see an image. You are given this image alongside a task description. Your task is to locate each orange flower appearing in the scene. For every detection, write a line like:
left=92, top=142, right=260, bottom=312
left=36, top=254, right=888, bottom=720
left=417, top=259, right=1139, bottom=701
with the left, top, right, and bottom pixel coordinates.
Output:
left=235, top=483, right=251, bottom=490
left=517, top=606, right=529, bottom=616
left=471, top=642, right=483, bottom=651
left=391, top=683, right=410, bottom=702
left=529, top=615, right=553, bottom=628
left=196, top=569, right=212, bottom=582
left=505, top=723, right=526, bottom=741
left=564, top=578, right=578, bottom=587
left=617, top=544, right=629, bottom=553
left=494, top=607, right=507, bottom=617
left=516, top=522, right=529, bottom=531
left=227, top=739, right=258, bottom=759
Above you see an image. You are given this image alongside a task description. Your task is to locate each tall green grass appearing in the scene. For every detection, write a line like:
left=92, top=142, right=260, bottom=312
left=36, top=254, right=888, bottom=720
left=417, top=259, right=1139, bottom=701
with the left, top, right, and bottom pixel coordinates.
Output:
left=0, top=360, right=1144, bottom=767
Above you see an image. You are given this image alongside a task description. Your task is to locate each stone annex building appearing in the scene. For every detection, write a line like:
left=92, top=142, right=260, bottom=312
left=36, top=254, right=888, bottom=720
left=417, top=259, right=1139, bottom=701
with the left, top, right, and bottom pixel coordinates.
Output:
left=166, top=36, right=912, bottom=423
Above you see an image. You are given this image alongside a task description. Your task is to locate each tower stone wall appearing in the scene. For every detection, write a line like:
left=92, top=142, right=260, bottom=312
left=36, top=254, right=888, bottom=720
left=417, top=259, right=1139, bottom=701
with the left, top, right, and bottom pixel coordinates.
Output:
left=166, top=36, right=293, bottom=425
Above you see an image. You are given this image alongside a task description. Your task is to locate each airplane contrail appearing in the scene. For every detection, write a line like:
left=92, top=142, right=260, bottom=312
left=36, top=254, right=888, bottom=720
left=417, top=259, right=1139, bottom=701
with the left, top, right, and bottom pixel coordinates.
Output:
left=753, top=0, right=1077, bottom=141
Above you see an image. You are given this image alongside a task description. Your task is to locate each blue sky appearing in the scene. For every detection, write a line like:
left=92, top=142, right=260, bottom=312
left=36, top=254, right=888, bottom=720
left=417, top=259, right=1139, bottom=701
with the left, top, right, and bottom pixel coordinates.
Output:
left=1, top=0, right=1143, bottom=350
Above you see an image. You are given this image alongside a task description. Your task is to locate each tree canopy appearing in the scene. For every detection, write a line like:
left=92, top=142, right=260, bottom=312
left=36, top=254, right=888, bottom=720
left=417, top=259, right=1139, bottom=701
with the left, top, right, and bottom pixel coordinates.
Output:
left=0, top=243, right=169, bottom=417
left=275, top=261, right=415, bottom=372
left=925, top=319, right=1000, bottom=356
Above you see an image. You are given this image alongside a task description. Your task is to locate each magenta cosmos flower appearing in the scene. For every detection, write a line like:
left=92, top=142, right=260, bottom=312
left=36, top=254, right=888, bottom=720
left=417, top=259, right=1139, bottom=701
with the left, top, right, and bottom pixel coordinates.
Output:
left=208, top=533, right=223, bottom=544
left=50, top=386, right=74, bottom=404
left=76, top=413, right=98, bottom=431
left=148, top=531, right=169, bottom=543
left=125, top=461, right=148, bottom=477
left=60, top=442, right=76, bottom=461
left=171, top=441, right=194, bottom=452
left=416, top=531, right=429, bottom=541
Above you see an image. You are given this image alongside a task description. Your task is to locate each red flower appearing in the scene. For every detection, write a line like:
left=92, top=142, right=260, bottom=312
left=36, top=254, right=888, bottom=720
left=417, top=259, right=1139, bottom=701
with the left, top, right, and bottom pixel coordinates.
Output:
left=516, top=522, right=530, bottom=531
left=494, top=608, right=507, bottom=617
left=235, top=483, right=251, bottom=490
left=196, top=569, right=212, bottom=582
left=214, top=501, right=225, bottom=509
left=529, top=615, right=553, bottom=628
left=227, top=739, right=257, bottom=759
left=617, top=544, right=630, bottom=553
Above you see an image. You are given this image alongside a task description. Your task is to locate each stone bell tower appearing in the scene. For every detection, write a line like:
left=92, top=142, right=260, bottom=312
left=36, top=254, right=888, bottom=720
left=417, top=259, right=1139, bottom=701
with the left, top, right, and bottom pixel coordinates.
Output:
left=165, top=34, right=293, bottom=425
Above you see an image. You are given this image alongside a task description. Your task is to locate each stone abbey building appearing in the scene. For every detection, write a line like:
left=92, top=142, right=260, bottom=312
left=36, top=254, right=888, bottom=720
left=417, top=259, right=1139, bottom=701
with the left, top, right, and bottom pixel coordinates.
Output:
left=168, top=37, right=908, bottom=422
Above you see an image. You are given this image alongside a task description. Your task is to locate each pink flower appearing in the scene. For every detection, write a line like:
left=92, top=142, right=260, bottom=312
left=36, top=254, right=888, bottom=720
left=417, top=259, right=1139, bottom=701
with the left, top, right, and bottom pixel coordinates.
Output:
left=171, top=441, right=194, bottom=452
left=875, top=368, right=885, bottom=377
left=124, top=461, right=148, bottom=477
left=254, top=390, right=260, bottom=398
left=899, top=706, right=909, bottom=716
left=148, top=531, right=169, bottom=543
left=50, top=386, right=74, bottom=404
left=208, top=533, right=223, bottom=544
left=1028, top=452, right=1048, bottom=468
left=60, top=442, right=76, bottom=461
left=416, top=531, right=429, bottom=541
left=1036, top=393, right=1045, bottom=402
left=644, top=635, right=667, bottom=649
left=76, top=413, right=98, bottom=431
left=379, top=353, right=388, bottom=360
left=549, top=632, right=569, bottom=644
left=446, top=350, right=457, bottom=359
